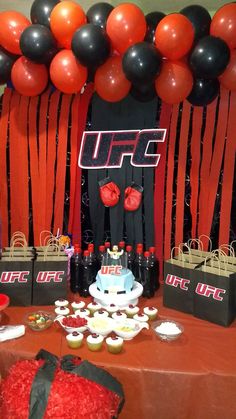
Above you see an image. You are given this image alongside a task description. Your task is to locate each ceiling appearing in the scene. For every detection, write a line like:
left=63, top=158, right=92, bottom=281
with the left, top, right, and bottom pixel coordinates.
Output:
left=0, top=0, right=231, bottom=16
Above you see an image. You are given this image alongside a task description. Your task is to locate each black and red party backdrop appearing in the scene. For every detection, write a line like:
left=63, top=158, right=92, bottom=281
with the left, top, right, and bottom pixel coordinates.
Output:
left=0, top=86, right=235, bottom=280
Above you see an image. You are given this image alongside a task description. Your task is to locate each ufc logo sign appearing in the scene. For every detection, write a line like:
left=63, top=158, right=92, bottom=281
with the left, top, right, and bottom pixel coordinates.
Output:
left=165, top=274, right=190, bottom=291
left=78, top=129, right=166, bottom=169
left=0, top=271, right=30, bottom=283
left=195, top=283, right=226, bottom=301
left=101, top=265, right=122, bottom=275
left=36, top=271, right=64, bottom=283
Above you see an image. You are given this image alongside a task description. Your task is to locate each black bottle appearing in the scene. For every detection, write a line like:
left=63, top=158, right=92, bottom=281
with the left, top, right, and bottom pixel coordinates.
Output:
left=149, top=246, right=160, bottom=291
left=70, top=245, right=83, bottom=295
left=141, top=251, right=155, bottom=298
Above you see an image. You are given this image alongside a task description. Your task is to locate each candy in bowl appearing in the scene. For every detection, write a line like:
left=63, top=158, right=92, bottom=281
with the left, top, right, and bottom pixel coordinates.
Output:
left=113, top=318, right=149, bottom=340
left=55, top=314, right=88, bottom=333
left=25, top=311, right=54, bottom=331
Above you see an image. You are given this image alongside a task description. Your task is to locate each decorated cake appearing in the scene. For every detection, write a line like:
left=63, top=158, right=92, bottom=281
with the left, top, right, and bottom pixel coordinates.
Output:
left=95, top=244, right=135, bottom=294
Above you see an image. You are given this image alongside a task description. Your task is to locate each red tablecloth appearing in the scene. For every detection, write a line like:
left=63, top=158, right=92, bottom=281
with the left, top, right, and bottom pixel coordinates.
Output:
left=1, top=290, right=236, bottom=419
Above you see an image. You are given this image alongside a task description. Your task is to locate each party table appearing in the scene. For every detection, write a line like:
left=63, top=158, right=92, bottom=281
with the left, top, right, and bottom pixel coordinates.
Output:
left=1, top=290, right=236, bottom=419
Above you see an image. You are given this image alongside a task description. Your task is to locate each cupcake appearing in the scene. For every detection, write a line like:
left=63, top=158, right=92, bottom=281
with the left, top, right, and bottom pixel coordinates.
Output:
left=74, top=308, right=90, bottom=318
left=55, top=306, right=70, bottom=316
left=93, top=309, right=109, bottom=318
left=66, top=331, right=83, bottom=349
left=86, top=333, right=104, bottom=351
left=133, top=313, right=149, bottom=322
left=55, top=298, right=69, bottom=308
left=106, top=336, right=124, bottom=354
left=106, top=303, right=119, bottom=315
left=143, top=306, right=158, bottom=321
left=112, top=311, right=127, bottom=320
left=87, top=301, right=102, bottom=315
left=71, top=301, right=86, bottom=312
left=125, top=304, right=140, bottom=318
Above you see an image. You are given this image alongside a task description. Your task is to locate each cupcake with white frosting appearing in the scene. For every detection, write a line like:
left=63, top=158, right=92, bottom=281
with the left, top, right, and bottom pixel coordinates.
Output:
left=112, top=311, right=127, bottom=321
left=106, top=336, right=124, bottom=354
left=143, top=306, right=158, bottom=321
left=125, top=304, right=140, bottom=318
left=55, top=299, right=69, bottom=308
left=86, top=333, right=104, bottom=351
left=71, top=301, right=86, bottom=312
left=87, top=301, right=102, bottom=315
left=74, top=308, right=90, bottom=318
left=55, top=306, right=70, bottom=316
left=66, top=331, right=83, bottom=349
left=93, top=309, right=109, bottom=318
left=106, top=303, right=119, bottom=315
left=133, top=313, right=149, bottom=322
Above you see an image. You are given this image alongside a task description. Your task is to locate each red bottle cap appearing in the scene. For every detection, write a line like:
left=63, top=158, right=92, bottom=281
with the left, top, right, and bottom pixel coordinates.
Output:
left=84, top=250, right=89, bottom=256
left=119, top=241, right=125, bottom=248
left=136, top=243, right=143, bottom=251
left=126, top=245, right=132, bottom=252
left=88, top=243, right=94, bottom=251
left=99, top=245, right=105, bottom=252
left=149, top=246, right=155, bottom=253
left=144, top=251, right=150, bottom=257
left=105, top=242, right=110, bottom=248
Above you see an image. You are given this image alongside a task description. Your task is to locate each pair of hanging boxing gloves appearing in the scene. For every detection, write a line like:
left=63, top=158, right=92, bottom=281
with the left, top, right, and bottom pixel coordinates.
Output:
left=98, top=177, right=143, bottom=211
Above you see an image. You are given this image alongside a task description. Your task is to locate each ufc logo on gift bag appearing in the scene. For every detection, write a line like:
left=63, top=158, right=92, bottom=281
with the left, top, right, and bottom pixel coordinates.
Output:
left=0, top=271, right=30, bottom=283
left=195, top=283, right=226, bottom=301
left=36, top=271, right=65, bottom=283
left=165, top=274, right=190, bottom=291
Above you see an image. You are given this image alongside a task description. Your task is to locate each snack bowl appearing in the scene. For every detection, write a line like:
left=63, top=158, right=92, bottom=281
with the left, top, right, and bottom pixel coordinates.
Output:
left=25, top=311, right=54, bottom=331
left=152, top=319, right=184, bottom=342
left=113, top=318, right=149, bottom=340
left=55, top=314, right=88, bottom=333
left=86, top=316, right=115, bottom=337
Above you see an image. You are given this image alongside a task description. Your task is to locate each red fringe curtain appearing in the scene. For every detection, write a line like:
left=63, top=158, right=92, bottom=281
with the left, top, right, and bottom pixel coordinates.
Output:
left=0, top=87, right=235, bottom=267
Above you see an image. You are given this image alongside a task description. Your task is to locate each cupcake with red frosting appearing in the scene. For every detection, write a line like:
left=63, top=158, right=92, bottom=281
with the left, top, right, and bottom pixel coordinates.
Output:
left=106, top=336, right=123, bottom=354
left=86, top=333, right=104, bottom=351
left=143, top=306, right=158, bottom=321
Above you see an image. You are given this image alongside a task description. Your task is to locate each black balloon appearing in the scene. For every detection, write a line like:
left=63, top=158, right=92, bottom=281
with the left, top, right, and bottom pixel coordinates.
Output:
left=189, top=36, right=230, bottom=79
left=130, top=83, right=157, bottom=102
left=0, top=48, right=18, bottom=85
left=87, top=2, right=114, bottom=29
left=30, top=0, right=59, bottom=27
left=71, top=24, right=110, bottom=68
left=122, top=42, right=162, bottom=86
left=145, top=11, right=166, bottom=43
left=20, top=24, right=58, bottom=64
left=180, top=5, right=211, bottom=42
left=187, top=78, right=220, bottom=106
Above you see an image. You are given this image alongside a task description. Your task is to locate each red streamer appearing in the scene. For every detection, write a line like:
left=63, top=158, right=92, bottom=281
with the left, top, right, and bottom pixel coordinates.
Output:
left=164, top=104, right=179, bottom=260
left=219, top=91, right=236, bottom=246
left=0, top=88, right=12, bottom=246
left=154, top=102, right=172, bottom=282
left=189, top=107, right=203, bottom=240
left=198, top=98, right=218, bottom=240
left=28, top=96, right=41, bottom=245
left=202, top=87, right=229, bottom=249
left=175, top=101, right=191, bottom=250
left=45, top=90, right=61, bottom=232
left=68, top=94, right=81, bottom=233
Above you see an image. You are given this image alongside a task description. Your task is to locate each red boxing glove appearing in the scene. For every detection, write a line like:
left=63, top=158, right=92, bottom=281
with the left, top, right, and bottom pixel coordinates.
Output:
left=99, top=177, right=120, bottom=207
left=124, top=183, right=143, bottom=211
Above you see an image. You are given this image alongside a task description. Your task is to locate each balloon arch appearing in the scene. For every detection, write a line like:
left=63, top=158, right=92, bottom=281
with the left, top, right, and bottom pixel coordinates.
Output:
left=0, top=1, right=236, bottom=105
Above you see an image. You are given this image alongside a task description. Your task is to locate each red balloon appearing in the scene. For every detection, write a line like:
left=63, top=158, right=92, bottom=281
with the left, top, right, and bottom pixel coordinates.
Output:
left=155, top=13, right=194, bottom=60
left=106, top=4, right=146, bottom=54
left=50, top=1, right=87, bottom=49
left=94, top=56, right=131, bottom=102
left=0, top=11, right=30, bottom=54
left=155, top=60, right=193, bottom=104
left=11, top=56, right=48, bottom=96
left=210, top=3, right=236, bottom=49
left=219, top=50, right=236, bottom=91
left=50, top=50, right=87, bottom=94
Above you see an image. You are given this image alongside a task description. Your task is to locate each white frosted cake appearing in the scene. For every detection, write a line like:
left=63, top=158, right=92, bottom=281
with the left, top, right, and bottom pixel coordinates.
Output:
left=96, top=268, right=134, bottom=294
